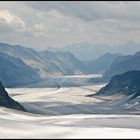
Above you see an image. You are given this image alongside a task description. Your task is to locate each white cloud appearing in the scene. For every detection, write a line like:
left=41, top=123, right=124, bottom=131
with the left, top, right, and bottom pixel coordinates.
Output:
left=0, top=10, right=25, bottom=31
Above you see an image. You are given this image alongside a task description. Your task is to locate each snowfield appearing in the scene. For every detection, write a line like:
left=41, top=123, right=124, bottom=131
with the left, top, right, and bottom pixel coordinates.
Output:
left=0, top=108, right=140, bottom=138
left=0, top=74, right=140, bottom=138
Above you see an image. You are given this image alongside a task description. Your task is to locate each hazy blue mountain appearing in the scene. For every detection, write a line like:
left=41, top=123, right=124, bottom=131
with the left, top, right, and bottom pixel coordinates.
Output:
left=0, top=81, right=25, bottom=111
left=0, top=42, right=84, bottom=78
left=103, top=51, right=140, bottom=80
left=46, top=42, right=109, bottom=61
left=0, top=42, right=44, bottom=75
left=0, top=42, right=125, bottom=79
left=0, top=52, right=41, bottom=87
left=90, top=71, right=140, bottom=99
left=39, top=50, right=83, bottom=75
left=84, top=53, right=122, bottom=74
left=47, top=41, right=140, bottom=61
left=112, top=41, right=140, bottom=56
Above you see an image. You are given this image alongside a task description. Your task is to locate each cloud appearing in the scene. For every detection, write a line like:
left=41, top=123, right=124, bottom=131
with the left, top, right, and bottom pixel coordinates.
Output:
left=0, top=1, right=140, bottom=50
left=27, top=1, right=140, bottom=21
left=0, top=10, right=25, bottom=31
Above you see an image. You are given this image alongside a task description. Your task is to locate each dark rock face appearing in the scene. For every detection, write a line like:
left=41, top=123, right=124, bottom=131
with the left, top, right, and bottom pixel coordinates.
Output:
left=0, top=81, right=25, bottom=111
left=94, top=70, right=140, bottom=97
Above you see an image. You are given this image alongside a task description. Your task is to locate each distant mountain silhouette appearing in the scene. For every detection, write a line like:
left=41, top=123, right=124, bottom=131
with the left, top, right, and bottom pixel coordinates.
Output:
left=46, top=42, right=110, bottom=61
left=0, top=42, right=129, bottom=86
left=46, top=41, right=140, bottom=61
left=84, top=53, right=122, bottom=74
left=103, top=51, right=140, bottom=80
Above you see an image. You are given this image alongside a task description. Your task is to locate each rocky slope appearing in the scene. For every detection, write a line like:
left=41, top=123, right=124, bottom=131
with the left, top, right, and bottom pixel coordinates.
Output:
left=0, top=81, right=25, bottom=111
left=89, top=71, right=140, bottom=99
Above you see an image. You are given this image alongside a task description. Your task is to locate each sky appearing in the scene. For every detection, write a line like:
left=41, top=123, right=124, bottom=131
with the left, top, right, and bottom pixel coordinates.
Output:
left=0, top=1, right=140, bottom=50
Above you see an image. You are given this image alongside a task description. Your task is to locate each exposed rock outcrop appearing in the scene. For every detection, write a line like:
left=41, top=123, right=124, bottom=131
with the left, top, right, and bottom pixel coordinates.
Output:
left=0, top=81, right=25, bottom=111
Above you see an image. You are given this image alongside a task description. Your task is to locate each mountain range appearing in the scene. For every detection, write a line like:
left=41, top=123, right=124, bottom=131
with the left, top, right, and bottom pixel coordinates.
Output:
left=0, top=43, right=84, bottom=79
left=103, top=51, right=140, bottom=80
left=0, top=42, right=122, bottom=83
left=46, top=41, right=140, bottom=61
left=1, top=42, right=140, bottom=88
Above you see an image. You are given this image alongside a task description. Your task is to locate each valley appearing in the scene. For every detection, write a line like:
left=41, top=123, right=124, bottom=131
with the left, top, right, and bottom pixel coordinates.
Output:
left=0, top=74, right=139, bottom=138
left=0, top=42, right=140, bottom=138
left=1, top=1, right=140, bottom=139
